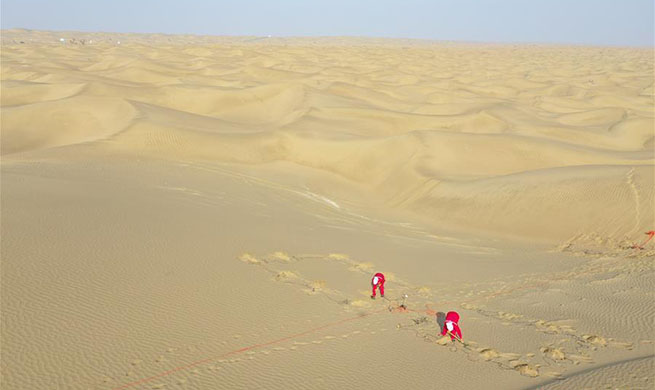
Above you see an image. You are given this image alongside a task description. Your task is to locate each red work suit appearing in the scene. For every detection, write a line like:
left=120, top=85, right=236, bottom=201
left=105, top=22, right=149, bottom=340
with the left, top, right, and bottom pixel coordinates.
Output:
left=371, top=273, right=385, bottom=297
left=441, top=311, right=462, bottom=340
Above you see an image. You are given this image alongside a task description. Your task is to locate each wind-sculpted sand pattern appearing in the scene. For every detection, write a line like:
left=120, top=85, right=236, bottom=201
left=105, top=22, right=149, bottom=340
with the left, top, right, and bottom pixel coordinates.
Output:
left=2, top=31, right=653, bottom=242
left=2, top=31, right=654, bottom=390
left=107, top=314, right=393, bottom=389
left=97, top=249, right=652, bottom=389
left=528, top=355, right=654, bottom=390
left=250, top=251, right=644, bottom=377
left=555, top=231, right=655, bottom=259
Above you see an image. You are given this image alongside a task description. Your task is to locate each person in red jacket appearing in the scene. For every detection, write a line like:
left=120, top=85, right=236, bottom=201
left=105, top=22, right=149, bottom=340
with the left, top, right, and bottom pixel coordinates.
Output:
left=371, top=272, right=385, bottom=299
left=441, top=311, right=462, bottom=341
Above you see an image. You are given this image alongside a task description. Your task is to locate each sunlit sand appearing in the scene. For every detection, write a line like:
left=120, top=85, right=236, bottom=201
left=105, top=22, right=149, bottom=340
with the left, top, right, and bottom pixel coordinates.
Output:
left=2, top=29, right=653, bottom=389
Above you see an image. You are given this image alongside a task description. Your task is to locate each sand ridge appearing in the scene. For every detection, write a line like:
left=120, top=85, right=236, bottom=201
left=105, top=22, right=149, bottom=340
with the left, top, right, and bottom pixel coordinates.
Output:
left=1, top=30, right=654, bottom=389
left=2, top=31, right=653, bottom=242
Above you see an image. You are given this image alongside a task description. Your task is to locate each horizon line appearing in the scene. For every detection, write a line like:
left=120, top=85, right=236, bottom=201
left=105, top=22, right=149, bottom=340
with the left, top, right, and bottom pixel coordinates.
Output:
left=2, top=27, right=653, bottom=49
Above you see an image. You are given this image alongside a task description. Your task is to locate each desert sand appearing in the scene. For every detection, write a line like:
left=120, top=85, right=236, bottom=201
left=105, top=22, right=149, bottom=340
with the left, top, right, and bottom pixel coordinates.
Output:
left=1, top=29, right=654, bottom=389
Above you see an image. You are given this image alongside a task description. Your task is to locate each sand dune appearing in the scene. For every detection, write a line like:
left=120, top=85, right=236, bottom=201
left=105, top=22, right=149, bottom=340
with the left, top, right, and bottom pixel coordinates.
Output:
left=1, top=30, right=653, bottom=390
left=1, top=95, right=137, bottom=154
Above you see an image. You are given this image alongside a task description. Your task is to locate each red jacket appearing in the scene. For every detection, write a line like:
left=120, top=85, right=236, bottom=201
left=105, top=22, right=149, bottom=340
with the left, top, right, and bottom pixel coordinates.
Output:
left=372, top=273, right=385, bottom=286
left=441, top=311, right=462, bottom=340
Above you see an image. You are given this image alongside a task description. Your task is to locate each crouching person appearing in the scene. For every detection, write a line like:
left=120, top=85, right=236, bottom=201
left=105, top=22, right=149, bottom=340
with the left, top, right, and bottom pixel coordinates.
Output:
left=371, top=272, right=385, bottom=299
left=441, top=311, right=462, bottom=341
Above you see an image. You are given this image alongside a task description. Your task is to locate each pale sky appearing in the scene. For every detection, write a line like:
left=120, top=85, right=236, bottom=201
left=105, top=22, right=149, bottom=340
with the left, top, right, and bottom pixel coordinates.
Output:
left=1, top=0, right=653, bottom=46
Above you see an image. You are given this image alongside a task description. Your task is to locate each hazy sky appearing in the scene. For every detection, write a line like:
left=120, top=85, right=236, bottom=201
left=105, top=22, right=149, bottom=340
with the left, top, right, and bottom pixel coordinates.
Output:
left=2, top=0, right=653, bottom=46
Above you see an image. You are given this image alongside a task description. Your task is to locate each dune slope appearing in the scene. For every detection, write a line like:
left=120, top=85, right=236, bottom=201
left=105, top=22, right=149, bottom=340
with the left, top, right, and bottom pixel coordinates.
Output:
left=1, top=30, right=653, bottom=390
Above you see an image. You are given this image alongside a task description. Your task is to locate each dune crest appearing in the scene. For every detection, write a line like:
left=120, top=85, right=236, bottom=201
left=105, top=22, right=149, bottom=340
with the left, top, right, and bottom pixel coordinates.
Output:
left=1, top=31, right=653, bottom=390
left=3, top=31, right=652, bottom=241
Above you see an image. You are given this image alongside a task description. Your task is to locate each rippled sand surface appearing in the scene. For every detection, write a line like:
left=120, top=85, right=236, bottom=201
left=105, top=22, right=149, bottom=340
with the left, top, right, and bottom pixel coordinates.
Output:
left=2, top=29, right=653, bottom=389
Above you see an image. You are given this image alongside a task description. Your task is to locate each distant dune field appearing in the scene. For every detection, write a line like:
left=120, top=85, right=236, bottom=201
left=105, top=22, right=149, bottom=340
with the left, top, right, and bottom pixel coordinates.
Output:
left=1, top=30, right=653, bottom=390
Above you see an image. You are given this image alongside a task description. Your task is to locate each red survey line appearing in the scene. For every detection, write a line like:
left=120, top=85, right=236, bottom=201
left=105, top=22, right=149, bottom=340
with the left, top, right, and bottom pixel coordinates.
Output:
left=114, top=233, right=653, bottom=390
left=112, top=307, right=387, bottom=390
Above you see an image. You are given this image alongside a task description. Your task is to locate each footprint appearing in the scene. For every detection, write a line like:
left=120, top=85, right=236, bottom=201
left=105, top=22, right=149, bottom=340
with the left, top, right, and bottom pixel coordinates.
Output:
left=535, top=320, right=575, bottom=334
left=542, top=370, right=563, bottom=379
left=436, top=336, right=452, bottom=346
left=274, top=270, right=299, bottom=281
left=512, top=363, right=539, bottom=377
left=306, top=280, right=326, bottom=293
left=327, top=253, right=349, bottom=261
left=478, top=348, right=499, bottom=360
left=238, top=253, right=260, bottom=264
left=268, top=252, right=291, bottom=262
left=608, top=340, right=633, bottom=349
left=498, top=311, right=523, bottom=320
left=130, top=359, right=142, bottom=366
left=568, top=354, right=594, bottom=364
left=495, top=352, right=520, bottom=361
left=540, top=346, right=567, bottom=361
left=581, top=334, right=607, bottom=346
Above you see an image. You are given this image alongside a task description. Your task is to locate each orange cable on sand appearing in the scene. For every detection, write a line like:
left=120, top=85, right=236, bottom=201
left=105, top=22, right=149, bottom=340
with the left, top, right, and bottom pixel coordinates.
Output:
left=633, top=230, right=655, bottom=249
left=113, top=234, right=654, bottom=389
